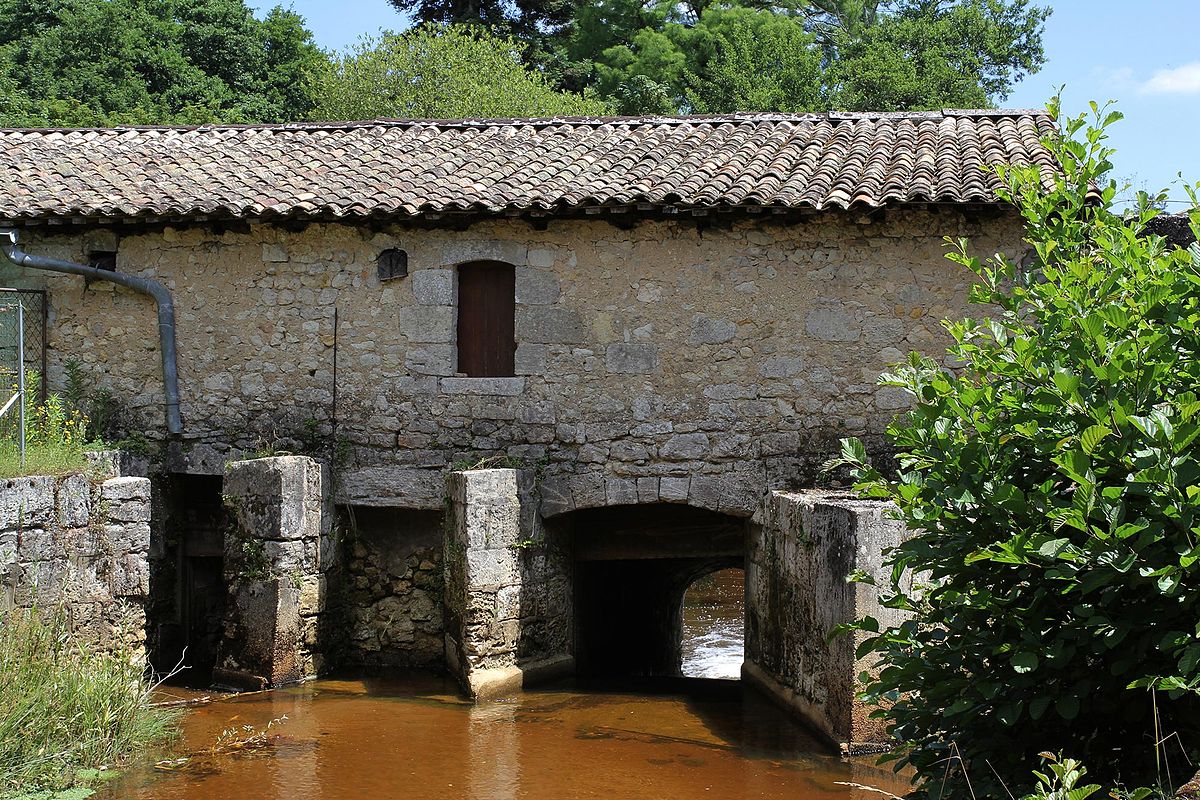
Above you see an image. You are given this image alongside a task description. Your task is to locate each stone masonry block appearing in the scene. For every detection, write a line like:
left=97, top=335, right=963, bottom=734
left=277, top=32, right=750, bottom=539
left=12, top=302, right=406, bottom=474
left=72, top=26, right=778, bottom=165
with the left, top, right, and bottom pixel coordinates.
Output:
left=515, top=268, right=561, bottom=305
left=874, top=386, right=915, bottom=411
left=606, top=343, right=658, bottom=374
left=718, top=474, right=762, bottom=517
left=399, top=305, right=455, bottom=343
left=0, top=476, right=55, bottom=529
left=568, top=473, right=606, bottom=510
left=538, top=477, right=574, bottom=518
left=440, top=377, right=526, bottom=396
left=688, top=475, right=722, bottom=511
left=636, top=477, right=660, bottom=504
left=660, top=476, right=690, bottom=503
left=466, top=548, right=520, bottom=589
left=57, top=474, right=91, bottom=528
left=514, top=343, right=548, bottom=375
left=605, top=478, right=638, bottom=506
left=661, top=433, right=711, bottom=461
left=224, top=456, right=325, bottom=543
left=109, top=552, right=150, bottom=597
left=100, top=476, right=151, bottom=505
left=805, top=309, right=861, bottom=342
left=759, top=356, right=806, bottom=379
left=517, top=307, right=585, bottom=344
left=411, top=269, right=455, bottom=305
left=105, top=522, right=151, bottom=555
left=441, top=240, right=528, bottom=267
left=688, top=314, right=736, bottom=345
left=405, top=345, right=457, bottom=376
left=448, top=468, right=523, bottom=550
left=336, top=466, right=443, bottom=509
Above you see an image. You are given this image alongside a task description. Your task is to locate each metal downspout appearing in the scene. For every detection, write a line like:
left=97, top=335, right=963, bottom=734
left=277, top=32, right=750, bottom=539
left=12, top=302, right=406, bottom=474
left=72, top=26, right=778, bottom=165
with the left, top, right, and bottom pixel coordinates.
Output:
left=0, top=228, right=183, bottom=435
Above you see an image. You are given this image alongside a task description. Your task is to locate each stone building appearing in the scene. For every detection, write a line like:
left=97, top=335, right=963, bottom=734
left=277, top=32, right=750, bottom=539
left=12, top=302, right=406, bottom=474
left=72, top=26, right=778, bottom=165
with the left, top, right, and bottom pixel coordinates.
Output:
left=0, top=110, right=1053, bottom=748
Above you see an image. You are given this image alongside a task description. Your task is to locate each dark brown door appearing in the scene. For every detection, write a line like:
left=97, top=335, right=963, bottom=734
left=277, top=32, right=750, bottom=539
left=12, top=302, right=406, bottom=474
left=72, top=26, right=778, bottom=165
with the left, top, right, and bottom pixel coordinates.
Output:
left=457, top=261, right=516, bottom=377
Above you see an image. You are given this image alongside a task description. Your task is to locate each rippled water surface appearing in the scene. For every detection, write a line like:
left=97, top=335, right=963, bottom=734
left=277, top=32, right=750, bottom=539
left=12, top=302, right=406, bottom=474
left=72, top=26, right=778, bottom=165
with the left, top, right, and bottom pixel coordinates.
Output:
left=681, top=568, right=746, bottom=680
left=105, top=673, right=908, bottom=800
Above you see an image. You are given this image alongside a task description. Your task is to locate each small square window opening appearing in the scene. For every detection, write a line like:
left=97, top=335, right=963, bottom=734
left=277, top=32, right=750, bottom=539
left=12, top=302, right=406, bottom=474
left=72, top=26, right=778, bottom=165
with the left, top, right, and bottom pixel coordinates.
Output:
left=88, top=251, right=117, bottom=271
left=377, top=249, right=408, bottom=282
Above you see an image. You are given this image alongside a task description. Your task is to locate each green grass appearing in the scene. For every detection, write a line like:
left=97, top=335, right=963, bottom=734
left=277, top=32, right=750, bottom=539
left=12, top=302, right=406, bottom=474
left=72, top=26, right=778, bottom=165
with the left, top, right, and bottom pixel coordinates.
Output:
left=0, top=607, right=179, bottom=797
left=0, top=441, right=91, bottom=480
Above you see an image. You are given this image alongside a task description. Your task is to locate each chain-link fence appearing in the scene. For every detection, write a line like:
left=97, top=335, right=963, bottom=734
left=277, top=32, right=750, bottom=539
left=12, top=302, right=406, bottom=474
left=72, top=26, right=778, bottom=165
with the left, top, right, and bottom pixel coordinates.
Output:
left=0, top=289, right=48, bottom=461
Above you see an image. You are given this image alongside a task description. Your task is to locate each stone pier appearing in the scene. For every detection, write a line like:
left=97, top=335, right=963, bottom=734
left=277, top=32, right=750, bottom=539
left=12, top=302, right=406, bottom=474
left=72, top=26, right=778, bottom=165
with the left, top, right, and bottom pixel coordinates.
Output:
left=215, top=455, right=333, bottom=689
left=745, top=491, right=911, bottom=752
left=443, top=468, right=572, bottom=699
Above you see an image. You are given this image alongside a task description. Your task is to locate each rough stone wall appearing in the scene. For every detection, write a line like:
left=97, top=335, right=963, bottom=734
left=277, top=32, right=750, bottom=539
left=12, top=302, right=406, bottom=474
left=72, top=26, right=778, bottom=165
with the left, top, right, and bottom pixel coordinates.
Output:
left=216, top=456, right=334, bottom=688
left=342, top=506, right=443, bottom=666
left=745, top=490, right=910, bottom=751
left=0, top=471, right=151, bottom=656
left=444, top=468, right=571, bottom=698
left=23, top=210, right=1023, bottom=505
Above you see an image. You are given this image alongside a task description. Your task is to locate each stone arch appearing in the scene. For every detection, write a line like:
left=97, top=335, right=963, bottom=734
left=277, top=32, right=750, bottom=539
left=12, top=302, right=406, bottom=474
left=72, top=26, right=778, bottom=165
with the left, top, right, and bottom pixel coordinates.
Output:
left=538, top=472, right=765, bottom=520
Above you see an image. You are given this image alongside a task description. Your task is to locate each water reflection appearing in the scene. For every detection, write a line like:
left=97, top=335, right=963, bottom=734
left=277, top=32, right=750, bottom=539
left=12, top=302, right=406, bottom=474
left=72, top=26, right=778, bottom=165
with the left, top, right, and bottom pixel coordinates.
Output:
left=681, top=568, right=745, bottom=679
left=469, top=702, right=519, bottom=800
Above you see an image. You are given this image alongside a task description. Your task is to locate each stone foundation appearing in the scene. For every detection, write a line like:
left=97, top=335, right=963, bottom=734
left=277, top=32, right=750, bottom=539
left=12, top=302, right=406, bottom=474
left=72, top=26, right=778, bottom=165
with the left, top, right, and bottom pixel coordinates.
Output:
left=0, top=470, right=151, bottom=656
left=746, top=490, right=911, bottom=751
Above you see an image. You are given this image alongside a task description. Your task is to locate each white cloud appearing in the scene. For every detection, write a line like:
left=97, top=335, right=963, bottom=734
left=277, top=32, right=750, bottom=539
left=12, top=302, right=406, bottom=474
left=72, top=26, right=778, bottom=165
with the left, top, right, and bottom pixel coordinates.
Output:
left=1092, top=66, right=1135, bottom=91
left=1140, top=62, right=1200, bottom=95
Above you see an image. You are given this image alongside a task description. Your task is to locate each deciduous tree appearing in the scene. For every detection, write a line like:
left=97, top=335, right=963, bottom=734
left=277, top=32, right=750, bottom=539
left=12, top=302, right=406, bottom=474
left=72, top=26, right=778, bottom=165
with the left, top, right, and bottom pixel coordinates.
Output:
left=311, top=23, right=609, bottom=121
left=566, top=0, right=1049, bottom=113
left=0, top=0, right=325, bottom=127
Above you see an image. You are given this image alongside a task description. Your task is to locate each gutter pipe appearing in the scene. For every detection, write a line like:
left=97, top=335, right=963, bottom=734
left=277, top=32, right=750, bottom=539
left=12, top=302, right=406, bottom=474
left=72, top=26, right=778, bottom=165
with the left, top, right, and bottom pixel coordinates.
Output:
left=0, top=228, right=183, bottom=435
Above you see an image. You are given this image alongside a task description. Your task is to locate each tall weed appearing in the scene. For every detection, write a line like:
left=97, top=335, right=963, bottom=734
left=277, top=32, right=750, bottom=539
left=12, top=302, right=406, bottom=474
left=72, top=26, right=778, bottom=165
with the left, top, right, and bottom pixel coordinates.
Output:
left=0, top=607, right=178, bottom=795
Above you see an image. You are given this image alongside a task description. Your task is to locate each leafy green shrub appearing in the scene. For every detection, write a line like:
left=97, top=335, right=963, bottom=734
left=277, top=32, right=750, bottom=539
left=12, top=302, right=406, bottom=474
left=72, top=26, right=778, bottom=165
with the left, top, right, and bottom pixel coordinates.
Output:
left=0, top=607, right=177, bottom=795
left=836, top=99, right=1200, bottom=797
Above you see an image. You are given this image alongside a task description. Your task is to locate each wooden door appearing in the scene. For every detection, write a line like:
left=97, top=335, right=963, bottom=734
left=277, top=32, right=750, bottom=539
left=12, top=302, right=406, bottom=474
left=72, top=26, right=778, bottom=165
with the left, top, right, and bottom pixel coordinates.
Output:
left=457, top=261, right=516, bottom=377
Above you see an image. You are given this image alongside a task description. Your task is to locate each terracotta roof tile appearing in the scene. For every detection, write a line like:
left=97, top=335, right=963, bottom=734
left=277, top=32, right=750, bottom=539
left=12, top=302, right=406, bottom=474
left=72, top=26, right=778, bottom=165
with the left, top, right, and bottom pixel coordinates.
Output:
left=0, top=110, right=1056, bottom=223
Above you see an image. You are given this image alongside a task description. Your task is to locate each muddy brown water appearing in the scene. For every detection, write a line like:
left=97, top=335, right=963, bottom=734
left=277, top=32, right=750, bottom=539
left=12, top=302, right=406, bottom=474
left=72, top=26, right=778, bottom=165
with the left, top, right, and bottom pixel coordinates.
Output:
left=104, top=573, right=908, bottom=799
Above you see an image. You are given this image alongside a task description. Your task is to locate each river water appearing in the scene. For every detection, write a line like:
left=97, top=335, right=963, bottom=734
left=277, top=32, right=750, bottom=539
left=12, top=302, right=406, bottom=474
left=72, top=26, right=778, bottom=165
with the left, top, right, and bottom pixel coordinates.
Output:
left=100, top=569, right=907, bottom=799
left=681, top=568, right=745, bottom=680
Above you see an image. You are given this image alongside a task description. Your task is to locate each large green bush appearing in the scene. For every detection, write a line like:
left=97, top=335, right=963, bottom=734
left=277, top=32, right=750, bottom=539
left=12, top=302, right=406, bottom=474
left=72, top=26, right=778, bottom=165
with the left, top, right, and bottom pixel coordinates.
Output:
left=837, top=100, right=1200, bottom=797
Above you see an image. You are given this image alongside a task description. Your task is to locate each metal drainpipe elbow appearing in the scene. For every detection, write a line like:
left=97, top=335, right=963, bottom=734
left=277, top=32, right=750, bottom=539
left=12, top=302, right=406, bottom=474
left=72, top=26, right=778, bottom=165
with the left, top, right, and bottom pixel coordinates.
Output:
left=0, top=227, right=183, bottom=436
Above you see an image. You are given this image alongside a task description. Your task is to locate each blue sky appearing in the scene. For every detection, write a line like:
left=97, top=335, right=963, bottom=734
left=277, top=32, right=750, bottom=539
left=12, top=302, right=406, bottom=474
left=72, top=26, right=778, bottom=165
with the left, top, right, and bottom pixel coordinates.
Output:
left=252, top=0, right=1200, bottom=205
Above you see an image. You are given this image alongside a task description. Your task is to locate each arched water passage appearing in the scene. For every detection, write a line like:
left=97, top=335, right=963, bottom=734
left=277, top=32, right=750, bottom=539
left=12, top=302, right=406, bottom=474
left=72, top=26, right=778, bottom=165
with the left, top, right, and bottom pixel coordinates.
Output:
left=680, top=568, right=745, bottom=679
left=555, top=503, right=746, bottom=680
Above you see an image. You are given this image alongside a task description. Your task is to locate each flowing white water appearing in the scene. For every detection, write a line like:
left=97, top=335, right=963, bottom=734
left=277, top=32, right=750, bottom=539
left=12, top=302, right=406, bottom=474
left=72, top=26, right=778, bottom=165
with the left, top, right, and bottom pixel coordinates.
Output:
left=680, top=568, right=745, bottom=680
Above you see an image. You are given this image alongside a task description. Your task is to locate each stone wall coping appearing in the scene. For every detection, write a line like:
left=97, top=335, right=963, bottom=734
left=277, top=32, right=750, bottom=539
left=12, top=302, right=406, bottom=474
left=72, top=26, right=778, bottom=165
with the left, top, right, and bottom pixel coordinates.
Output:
left=771, top=489, right=896, bottom=510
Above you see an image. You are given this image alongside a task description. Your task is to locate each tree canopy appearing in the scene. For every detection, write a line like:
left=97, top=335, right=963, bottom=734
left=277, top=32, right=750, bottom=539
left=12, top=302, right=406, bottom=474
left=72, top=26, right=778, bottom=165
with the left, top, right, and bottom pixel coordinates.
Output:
left=0, top=0, right=325, bottom=127
left=310, top=24, right=609, bottom=121
left=569, top=0, right=1050, bottom=113
left=0, top=0, right=1050, bottom=127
